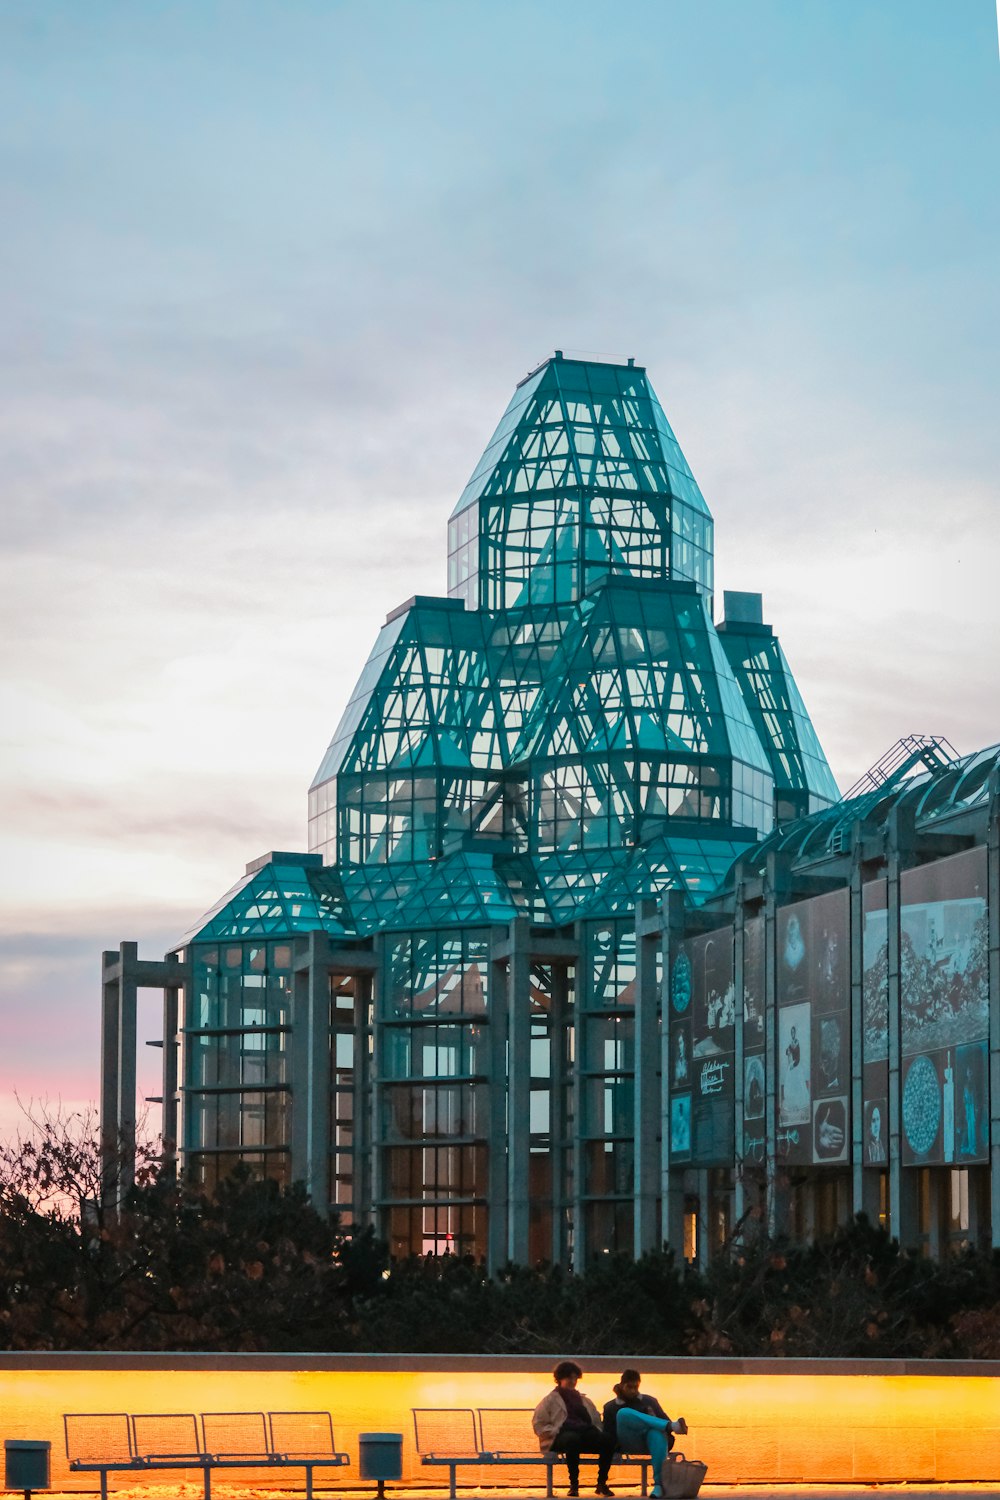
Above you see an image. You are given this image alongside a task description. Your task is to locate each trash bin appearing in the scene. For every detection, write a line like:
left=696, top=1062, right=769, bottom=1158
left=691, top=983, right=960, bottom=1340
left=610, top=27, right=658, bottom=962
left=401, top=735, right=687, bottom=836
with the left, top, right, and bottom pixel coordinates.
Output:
left=5, top=1441, right=51, bottom=1493
left=358, top=1432, right=402, bottom=1493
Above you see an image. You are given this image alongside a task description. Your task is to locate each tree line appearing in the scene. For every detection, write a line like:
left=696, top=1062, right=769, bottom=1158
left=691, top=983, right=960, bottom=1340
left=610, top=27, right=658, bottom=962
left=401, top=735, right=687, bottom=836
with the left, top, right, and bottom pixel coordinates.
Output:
left=3, top=1108, right=1000, bottom=1356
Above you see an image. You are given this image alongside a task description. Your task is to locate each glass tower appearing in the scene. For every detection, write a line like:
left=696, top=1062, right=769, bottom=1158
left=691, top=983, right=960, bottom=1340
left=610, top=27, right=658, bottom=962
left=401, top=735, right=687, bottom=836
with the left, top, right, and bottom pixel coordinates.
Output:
left=170, top=354, right=841, bottom=1260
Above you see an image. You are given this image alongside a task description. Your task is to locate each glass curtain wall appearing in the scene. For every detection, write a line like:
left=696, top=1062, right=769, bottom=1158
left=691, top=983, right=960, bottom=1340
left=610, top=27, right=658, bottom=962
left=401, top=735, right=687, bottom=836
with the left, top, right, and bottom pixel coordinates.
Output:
left=578, top=922, right=637, bottom=1255
left=380, top=928, right=491, bottom=1258
left=185, top=940, right=292, bottom=1187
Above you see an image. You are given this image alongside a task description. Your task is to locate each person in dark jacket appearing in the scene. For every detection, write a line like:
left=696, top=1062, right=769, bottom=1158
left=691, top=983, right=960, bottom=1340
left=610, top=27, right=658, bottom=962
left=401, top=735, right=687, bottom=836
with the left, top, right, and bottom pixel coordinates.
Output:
left=602, top=1370, right=687, bottom=1500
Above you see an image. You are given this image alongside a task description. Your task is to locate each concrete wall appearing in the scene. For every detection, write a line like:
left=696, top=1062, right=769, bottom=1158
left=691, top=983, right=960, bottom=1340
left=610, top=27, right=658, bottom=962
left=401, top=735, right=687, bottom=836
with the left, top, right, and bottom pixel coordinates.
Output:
left=1, top=1353, right=999, bottom=1487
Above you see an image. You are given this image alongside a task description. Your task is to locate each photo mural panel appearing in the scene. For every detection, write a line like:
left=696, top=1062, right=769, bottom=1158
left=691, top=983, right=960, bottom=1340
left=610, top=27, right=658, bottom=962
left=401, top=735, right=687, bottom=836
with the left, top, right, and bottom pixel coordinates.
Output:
left=900, top=848, right=988, bottom=1167
left=742, top=916, right=765, bottom=1169
left=776, top=890, right=849, bottom=1165
left=668, top=944, right=693, bottom=1163
left=862, top=879, right=889, bottom=1167
left=670, top=929, right=734, bottom=1165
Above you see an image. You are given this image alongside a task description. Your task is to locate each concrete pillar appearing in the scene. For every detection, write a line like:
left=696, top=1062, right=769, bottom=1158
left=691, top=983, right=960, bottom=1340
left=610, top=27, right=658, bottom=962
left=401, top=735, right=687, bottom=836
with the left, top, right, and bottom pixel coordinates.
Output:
left=634, top=898, right=662, bottom=1256
left=161, top=982, right=181, bottom=1174
left=100, top=951, right=121, bottom=1185
left=369, top=937, right=389, bottom=1243
left=732, top=883, right=747, bottom=1232
left=987, top=769, right=1000, bottom=1246
left=570, top=922, right=593, bottom=1269
left=506, top=918, right=532, bottom=1267
left=660, top=889, right=686, bottom=1255
left=764, top=854, right=791, bottom=1238
left=487, top=927, right=511, bottom=1272
left=549, top=961, right=570, bottom=1266
left=354, top=969, right=375, bottom=1229
left=848, top=823, right=878, bottom=1221
left=887, top=805, right=920, bottom=1247
left=291, top=932, right=333, bottom=1204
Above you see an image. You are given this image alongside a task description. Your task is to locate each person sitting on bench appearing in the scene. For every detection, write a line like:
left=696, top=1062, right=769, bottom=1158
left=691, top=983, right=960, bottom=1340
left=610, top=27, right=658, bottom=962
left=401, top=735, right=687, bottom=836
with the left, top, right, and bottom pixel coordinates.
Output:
left=533, top=1360, right=617, bottom=1498
left=602, top=1369, right=687, bottom=1500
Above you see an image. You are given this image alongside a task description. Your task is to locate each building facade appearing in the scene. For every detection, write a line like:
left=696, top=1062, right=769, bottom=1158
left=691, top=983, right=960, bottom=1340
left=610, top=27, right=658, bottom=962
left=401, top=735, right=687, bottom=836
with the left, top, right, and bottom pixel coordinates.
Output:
left=100, top=354, right=1000, bottom=1267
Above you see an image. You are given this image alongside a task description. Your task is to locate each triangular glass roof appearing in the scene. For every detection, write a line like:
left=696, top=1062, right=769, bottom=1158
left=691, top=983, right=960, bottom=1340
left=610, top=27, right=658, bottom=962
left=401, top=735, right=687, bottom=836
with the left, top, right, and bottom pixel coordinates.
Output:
left=452, top=355, right=711, bottom=520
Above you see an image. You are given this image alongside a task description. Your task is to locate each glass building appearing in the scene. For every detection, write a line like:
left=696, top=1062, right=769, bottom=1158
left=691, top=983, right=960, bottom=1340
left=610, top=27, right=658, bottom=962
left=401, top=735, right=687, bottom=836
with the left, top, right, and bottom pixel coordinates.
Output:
left=100, top=355, right=1000, bottom=1265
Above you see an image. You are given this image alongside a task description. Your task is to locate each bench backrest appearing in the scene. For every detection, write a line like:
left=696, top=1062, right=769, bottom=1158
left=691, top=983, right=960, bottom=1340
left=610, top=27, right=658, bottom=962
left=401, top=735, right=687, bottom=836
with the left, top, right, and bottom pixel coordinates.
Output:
left=65, top=1414, right=133, bottom=1464
left=412, top=1408, right=480, bottom=1458
left=201, top=1412, right=269, bottom=1458
left=131, top=1414, right=203, bottom=1459
left=267, top=1412, right=336, bottom=1458
left=477, top=1408, right=537, bottom=1456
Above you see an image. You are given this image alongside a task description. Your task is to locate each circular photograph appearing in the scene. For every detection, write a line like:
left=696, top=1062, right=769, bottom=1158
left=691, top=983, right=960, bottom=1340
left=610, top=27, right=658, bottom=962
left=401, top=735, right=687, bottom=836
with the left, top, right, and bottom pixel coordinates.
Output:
left=903, top=1053, right=941, bottom=1158
left=671, top=951, right=692, bottom=1014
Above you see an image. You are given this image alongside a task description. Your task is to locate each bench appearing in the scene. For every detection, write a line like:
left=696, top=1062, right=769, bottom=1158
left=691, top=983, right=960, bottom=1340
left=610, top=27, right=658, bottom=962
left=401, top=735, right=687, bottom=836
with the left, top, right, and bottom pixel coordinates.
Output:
left=65, top=1410, right=349, bottom=1500
left=412, top=1407, right=652, bottom=1498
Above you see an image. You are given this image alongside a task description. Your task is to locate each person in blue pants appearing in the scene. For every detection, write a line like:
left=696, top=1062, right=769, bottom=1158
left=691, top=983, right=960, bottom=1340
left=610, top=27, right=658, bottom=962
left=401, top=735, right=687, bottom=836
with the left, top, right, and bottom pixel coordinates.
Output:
left=602, top=1370, right=687, bottom=1500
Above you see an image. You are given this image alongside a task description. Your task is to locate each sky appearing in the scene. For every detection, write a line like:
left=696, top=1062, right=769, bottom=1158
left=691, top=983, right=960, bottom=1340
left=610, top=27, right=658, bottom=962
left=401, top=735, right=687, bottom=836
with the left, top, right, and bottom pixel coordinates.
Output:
left=0, top=0, right=997, bottom=1140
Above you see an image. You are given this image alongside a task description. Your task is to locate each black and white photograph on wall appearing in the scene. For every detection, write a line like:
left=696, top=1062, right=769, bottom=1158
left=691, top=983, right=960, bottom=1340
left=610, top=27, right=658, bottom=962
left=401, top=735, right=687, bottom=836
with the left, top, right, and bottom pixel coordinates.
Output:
left=744, top=1053, right=765, bottom=1120
left=778, top=1001, right=811, bottom=1126
left=955, top=1041, right=988, bottom=1162
left=900, top=849, right=988, bottom=1058
left=810, top=890, right=848, bottom=1012
left=743, top=916, right=765, bottom=1053
left=813, top=1097, right=848, bottom=1163
left=814, top=1012, right=846, bottom=1096
left=690, top=929, right=734, bottom=1058
left=901, top=1051, right=943, bottom=1165
left=863, top=1097, right=888, bottom=1165
left=670, top=1093, right=691, bottom=1158
left=863, top=883, right=889, bottom=1065
left=694, top=1054, right=734, bottom=1163
left=777, top=904, right=809, bottom=1004
left=671, top=1022, right=691, bottom=1089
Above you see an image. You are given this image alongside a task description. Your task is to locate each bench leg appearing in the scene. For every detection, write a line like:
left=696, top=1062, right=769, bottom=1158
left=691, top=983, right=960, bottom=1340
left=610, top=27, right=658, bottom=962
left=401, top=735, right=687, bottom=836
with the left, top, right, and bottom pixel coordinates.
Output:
left=449, top=1463, right=457, bottom=1500
left=203, top=1465, right=211, bottom=1500
left=641, top=1461, right=649, bottom=1496
left=100, top=1472, right=108, bottom=1500
left=305, top=1464, right=313, bottom=1500
left=547, top=1463, right=554, bottom=1498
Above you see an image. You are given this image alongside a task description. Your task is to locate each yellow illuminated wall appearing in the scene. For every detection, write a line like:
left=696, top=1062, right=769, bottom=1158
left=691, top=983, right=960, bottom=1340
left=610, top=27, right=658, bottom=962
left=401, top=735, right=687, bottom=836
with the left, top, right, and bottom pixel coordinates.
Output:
left=1, top=1355, right=998, bottom=1489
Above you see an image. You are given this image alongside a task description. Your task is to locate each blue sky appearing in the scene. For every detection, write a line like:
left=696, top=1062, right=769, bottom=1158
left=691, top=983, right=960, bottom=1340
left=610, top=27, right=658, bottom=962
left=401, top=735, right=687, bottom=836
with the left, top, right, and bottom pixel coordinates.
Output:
left=0, top=0, right=997, bottom=1132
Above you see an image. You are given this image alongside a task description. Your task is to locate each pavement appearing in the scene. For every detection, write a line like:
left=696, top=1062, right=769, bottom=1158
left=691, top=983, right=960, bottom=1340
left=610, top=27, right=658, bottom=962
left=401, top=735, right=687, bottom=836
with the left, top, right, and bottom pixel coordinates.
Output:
left=36, top=1487, right=1000, bottom=1500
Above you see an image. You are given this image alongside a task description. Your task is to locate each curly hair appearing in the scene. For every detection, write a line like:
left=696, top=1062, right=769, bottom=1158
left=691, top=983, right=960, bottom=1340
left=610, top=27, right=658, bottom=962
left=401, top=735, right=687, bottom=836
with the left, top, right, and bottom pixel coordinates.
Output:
left=552, top=1360, right=583, bottom=1382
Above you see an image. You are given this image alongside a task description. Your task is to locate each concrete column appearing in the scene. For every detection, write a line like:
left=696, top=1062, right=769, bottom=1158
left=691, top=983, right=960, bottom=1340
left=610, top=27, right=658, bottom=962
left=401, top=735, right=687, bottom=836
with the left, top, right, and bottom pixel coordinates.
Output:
left=549, top=961, right=569, bottom=1266
left=487, top=927, right=511, bottom=1272
left=100, top=952, right=121, bottom=1183
left=696, top=1168, right=711, bottom=1269
left=660, top=889, right=686, bottom=1255
left=987, top=769, right=1000, bottom=1246
left=291, top=932, right=333, bottom=1204
left=732, top=884, right=747, bottom=1233
left=369, top=937, right=388, bottom=1242
left=506, top=918, right=532, bottom=1267
left=634, top=898, right=662, bottom=1256
left=354, top=970, right=375, bottom=1229
left=764, top=854, right=791, bottom=1238
left=849, top=824, right=873, bottom=1220
left=887, top=805, right=920, bottom=1247
left=117, top=943, right=138, bottom=1194
left=571, top=922, right=589, bottom=1270
left=161, top=982, right=181, bottom=1174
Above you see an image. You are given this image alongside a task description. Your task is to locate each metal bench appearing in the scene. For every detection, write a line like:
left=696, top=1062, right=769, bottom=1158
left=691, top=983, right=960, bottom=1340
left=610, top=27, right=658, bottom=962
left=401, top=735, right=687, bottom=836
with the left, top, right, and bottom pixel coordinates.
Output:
left=412, top=1408, right=487, bottom=1496
left=64, top=1410, right=349, bottom=1500
left=412, top=1406, right=652, bottom=1499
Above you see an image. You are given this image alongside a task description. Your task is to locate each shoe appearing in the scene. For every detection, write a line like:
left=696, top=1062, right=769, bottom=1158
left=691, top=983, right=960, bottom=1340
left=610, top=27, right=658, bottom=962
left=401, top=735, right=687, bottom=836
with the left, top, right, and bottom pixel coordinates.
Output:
left=596, top=1487, right=615, bottom=1496
left=567, top=1488, right=579, bottom=1497
left=651, top=1488, right=663, bottom=1498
